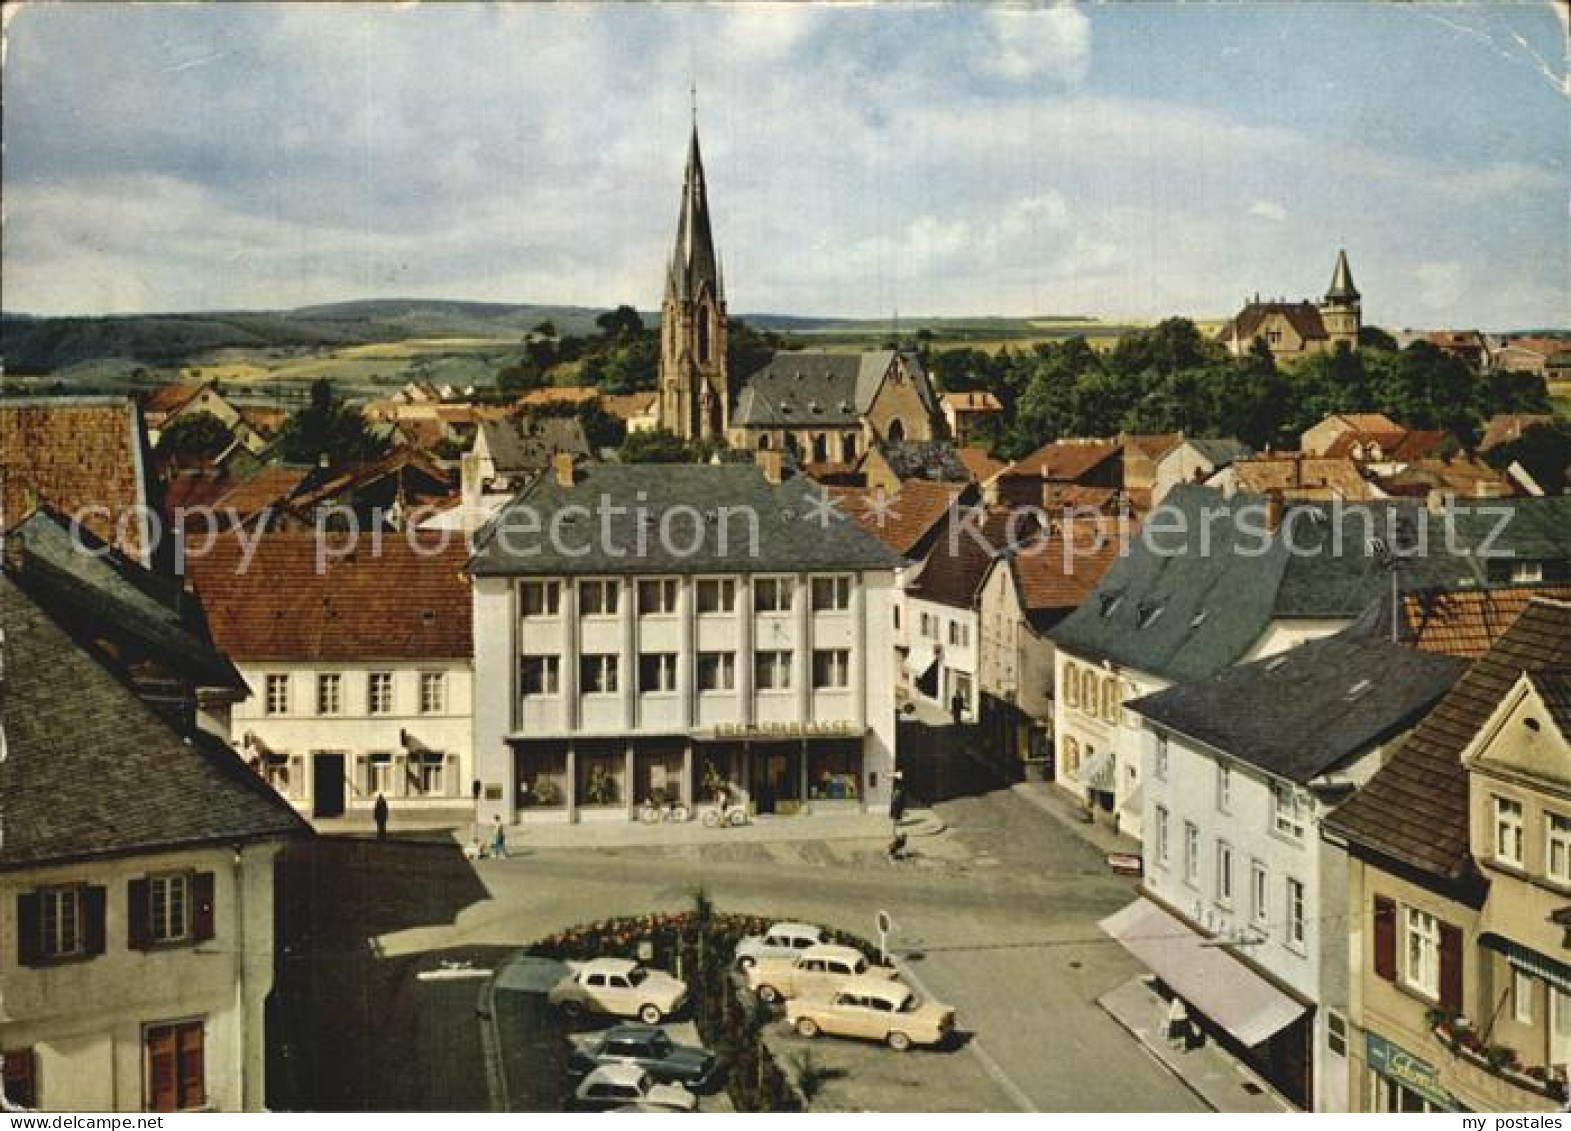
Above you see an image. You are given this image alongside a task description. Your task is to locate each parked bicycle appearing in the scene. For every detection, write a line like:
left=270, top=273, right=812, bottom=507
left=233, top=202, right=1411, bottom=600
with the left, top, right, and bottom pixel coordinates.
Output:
left=639, top=797, right=690, bottom=824
left=701, top=799, right=750, bottom=828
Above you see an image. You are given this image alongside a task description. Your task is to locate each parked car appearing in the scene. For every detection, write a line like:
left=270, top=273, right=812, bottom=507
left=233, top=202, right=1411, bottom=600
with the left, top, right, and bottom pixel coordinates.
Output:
left=733, top=921, right=826, bottom=970
left=549, top=957, right=689, bottom=1024
left=786, top=977, right=956, bottom=1051
left=746, top=943, right=896, bottom=1004
left=568, top=1024, right=717, bottom=1090
left=573, top=1063, right=697, bottom=1112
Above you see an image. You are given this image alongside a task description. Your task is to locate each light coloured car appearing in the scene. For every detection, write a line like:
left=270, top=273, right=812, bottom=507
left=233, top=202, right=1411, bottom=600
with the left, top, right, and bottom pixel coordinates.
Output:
left=733, top=921, right=826, bottom=970
left=549, top=957, right=688, bottom=1025
left=786, top=977, right=956, bottom=1051
left=574, top=1063, right=697, bottom=1112
left=746, top=943, right=896, bottom=1005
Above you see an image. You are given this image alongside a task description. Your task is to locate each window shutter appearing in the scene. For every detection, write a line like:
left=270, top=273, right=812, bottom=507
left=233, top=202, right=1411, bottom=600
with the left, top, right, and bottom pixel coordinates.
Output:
left=15, top=893, right=40, bottom=967
left=446, top=754, right=460, bottom=798
left=1, top=1048, right=36, bottom=1108
left=178, top=1024, right=205, bottom=1110
left=192, top=872, right=216, bottom=944
left=1439, top=921, right=1464, bottom=1013
left=82, top=886, right=107, bottom=958
left=128, top=878, right=152, bottom=950
left=1372, top=896, right=1397, bottom=982
left=146, top=1028, right=177, bottom=1112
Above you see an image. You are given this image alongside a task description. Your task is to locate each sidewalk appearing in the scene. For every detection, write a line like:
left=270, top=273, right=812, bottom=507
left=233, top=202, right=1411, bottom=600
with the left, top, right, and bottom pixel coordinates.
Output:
left=487, top=807, right=946, bottom=851
left=1010, top=778, right=1141, bottom=858
left=1099, top=976, right=1292, bottom=1114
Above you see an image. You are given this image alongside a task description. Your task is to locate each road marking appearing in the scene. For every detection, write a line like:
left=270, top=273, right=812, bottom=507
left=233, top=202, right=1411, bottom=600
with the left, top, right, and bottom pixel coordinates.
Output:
left=894, top=957, right=1039, bottom=1113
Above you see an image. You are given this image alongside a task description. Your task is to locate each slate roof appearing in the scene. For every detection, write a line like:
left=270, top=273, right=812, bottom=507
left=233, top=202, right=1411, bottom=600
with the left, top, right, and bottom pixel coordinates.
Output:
left=1001, top=439, right=1122, bottom=482
left=1401, top=585, right=1571, bottom=659
left=0, top=575, right=307, bottom=869
left=186, top=533, right=472, bottom=661
left=0, top=397, right=153, bottom=563
left=1183, top=437, right=1252, bottom=467
left=5, top=507, right=242, bottom=691
left=1528, top=670, right=1571, bottom=737
left=872, top=439, right=972, bottom=484
left=1223, top=302, right=1328, bottom=344
left=468, top=463, right=905, bottom=577
left=908, top=506, right=1036, bottom=610
left=1130, top=630, right=1465, bottom=784
left=1325, top=599, right=1571, bottom=880
left=1051, top=485, right=1571, bottom=683
left=734, top=350, right=935, bottom=428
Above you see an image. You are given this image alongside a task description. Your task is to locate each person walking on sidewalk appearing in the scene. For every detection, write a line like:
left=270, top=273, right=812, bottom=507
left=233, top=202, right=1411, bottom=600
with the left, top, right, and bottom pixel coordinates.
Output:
left=373, top=793, right=389, bottom=841
left=492, top=815, right=508, bottom=860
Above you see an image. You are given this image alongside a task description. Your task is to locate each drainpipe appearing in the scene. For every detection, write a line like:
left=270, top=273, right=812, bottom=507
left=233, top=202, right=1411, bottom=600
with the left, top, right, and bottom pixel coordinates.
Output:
left=232, top=844, right=248, bottom=1111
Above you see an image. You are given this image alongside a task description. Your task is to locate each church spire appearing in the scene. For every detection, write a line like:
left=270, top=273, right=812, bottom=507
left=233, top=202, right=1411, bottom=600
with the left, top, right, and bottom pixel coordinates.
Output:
left=1326, top=248, right=1359, bottom=302
left=668, top=118, right=720, bottom=304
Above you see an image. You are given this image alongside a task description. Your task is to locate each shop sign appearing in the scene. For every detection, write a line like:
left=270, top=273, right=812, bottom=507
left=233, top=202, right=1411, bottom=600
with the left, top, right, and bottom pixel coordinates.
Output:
left=1364, top=1030, right=1453, bottom=1111
left=711, top=721, right=859, bottom=739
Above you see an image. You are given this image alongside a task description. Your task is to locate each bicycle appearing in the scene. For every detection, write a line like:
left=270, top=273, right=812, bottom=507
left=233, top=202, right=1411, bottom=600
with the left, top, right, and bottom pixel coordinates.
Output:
left=701, top=800, right=749, bottom=828
left=638, top=797, right=690, bottom=824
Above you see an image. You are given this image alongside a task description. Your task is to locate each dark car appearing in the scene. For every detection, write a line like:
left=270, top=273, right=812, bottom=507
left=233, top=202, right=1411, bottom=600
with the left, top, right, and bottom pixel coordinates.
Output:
left=567, top=1025, right=718, bottom=1091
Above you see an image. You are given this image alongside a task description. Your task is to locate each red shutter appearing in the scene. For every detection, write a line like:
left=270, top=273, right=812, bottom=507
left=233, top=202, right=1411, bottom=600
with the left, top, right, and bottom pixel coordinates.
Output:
left=81, top=886, right=107, bottom=958
left=1, top=1047, right=36, bottom=1108
left=146, top=1028, right=177, bottom=1112
left=1439, top=921, right=1464, bottom=1013
left=177, top=1024, right=205, bottom=1110
left=128, top=878, right=152, bottom=950
left=1372, top=896, right=1397, bottom=982
left=192, top=873, right=215, bottom=943
left=15, top=893, right=40, bottom=967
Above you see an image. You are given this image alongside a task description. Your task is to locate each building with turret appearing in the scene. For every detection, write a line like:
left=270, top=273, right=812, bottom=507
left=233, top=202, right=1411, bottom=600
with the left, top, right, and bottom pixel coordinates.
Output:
left=1220, top=250, right=1363, bottom=362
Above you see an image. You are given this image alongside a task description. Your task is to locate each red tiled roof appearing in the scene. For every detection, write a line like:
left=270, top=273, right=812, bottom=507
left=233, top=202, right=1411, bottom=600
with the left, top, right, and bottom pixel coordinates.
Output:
left=848, top=480, right=969, bottom=557
left=1227, top=456, right=1380, bottom=500
left=601, top=392, right=658, bottom=421
left=516, top=386, right=600, bottom=408
left=1002, top=439, right=1121, bottom=482
left=909, top=505, right=1037, bottom=609
left=1121, top=433, right=1185, bottom=461
left=1326, top=598, right=1571, bottom=879
left=954, top=446, right=1006, bottom=483
left=237, top=405, right=287, bottom=438
left=1401, top=585, right=1571, bottom=660
left=212, top=465, right=312, bottom=522
left=940, top=391, right=1002, bottom=412
left=1011, top=521, right=1125, bottom=613
left=185, top=532, right=472, bottom=661
left=1480, top=414, right=1557, bottom=452
left=1226, top=301, right=1328, bottom=343
left=142, top=383, right=210, bottom=418
left=0, top=398, right=152, bottom=562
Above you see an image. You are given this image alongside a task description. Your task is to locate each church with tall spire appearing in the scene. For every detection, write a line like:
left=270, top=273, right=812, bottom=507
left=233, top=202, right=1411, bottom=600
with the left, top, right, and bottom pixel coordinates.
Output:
left=657, top=116, right=729, bottom=442
left=1218, top=249, right=1363, bottom=362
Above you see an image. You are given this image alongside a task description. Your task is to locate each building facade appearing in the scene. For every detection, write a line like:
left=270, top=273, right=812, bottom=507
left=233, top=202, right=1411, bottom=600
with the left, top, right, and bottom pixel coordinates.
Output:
left=468, top=459, right=902, bottom=824
left=1220, top=250, right=1362, bottom=362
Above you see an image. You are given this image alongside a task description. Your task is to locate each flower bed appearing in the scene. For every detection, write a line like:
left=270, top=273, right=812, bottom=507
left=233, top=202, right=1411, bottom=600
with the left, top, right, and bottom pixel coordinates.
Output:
left=531, top=900, right=877, bottom=1111
left=1429, top=1012, right=1568, bottom=1103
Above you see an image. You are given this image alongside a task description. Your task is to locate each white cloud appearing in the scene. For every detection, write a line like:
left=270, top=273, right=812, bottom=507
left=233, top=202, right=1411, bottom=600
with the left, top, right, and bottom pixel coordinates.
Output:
left=1249, top=200, right=1288, bottom=222
left=981, top=6, right=1091, bottom=84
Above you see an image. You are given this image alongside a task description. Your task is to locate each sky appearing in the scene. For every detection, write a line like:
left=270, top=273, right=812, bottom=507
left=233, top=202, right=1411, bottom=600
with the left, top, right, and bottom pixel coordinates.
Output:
left=2, top=2, right=1566, bottom=329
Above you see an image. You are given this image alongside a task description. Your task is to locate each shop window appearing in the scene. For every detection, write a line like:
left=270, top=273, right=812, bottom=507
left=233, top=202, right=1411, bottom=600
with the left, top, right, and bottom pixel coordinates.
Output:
left=808, top=742, right=861, bottom=802
left=367, top=751, right=394, bottom=795
left=518, top=751, right=568, bottom=808
left=409, top=752, right=447, bottom=797
left=577, top=749, right=624, bottom=807
left=1515, top=968, right=1535, bottom=1024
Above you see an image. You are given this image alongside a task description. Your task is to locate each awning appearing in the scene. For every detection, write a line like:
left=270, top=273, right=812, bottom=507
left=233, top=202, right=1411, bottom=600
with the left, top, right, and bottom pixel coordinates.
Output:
left=905, top=641, right=940, bottom=693
left=1100, top=897, right=1307, bottom=1048
left=400, top=729, right=444, bottom=761
left=243, top=731, right=286, bottom=764
left=1083, top=749, right=1116, bottom=793
left=1481, top=933, right=1571, bottom=994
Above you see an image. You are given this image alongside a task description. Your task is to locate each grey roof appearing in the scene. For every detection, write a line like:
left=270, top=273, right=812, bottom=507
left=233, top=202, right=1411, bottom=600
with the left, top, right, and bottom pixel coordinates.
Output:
left=874, top=439, right=972, bottom=483
left=468, top=463, right=905, bottom=577
left=5, top=507, right=243, bottom=691
left=478, top=415, right=591, bottom=475
left=1184, top=437, right=1252, bottom=467
left=0, top=575, right=307, bottom=869
left=1129, top=630, right=1466, bottom=784
left=734, top=350, right=935, bottom=428
left=1051, top=485, right=1571, bottom=683
left=1326, top=248, right=1360, bottom=302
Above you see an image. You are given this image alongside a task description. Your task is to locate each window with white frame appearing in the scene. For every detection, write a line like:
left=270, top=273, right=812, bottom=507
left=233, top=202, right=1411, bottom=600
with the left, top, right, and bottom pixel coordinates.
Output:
left=1512, top=562, right=1545, bottom=584
left=755, top=650, right=793, bottom=691
left=412, top=753, right=445, bottom=796
left=1216, top=841, right=1234, bottom=907
left=637, top=578, right=678, bottom=616
left=812, top=649, right=850, bottom=690
left=638, top=653, right=678, bottom=693
left=1216, top=762, right=1231, bottom=813
left=1183, top=822, right=1199, bottom=885
left=521, top=580, right=560, bottom=617
left=579, top=579, right=620, bottom=616
left=39, top=886, right=83, bottom=959
left=1515, top=967, right=1535, bottom=1024
left=1495, top=796, right=1525, bottom=866
left=1273, top=783, right=1305, bottom=840
left=753, top=577, right=794, bottom=613
left=1154, top=805, right=1170, bottom=865
left=265, top=674, right=290, bottom=716
left=696, top=578, right=736, bottom=614
left=697, top=651, right=735, bottom=692
left=419, top=672, right=446, bottom=714
left=368, top=751, right=394, bottom=795
left=1286, top=877, right=1306, bottom=950
left=1064, top=663, right=1080, bottom=708
left=1403, top=906, right=1440, bottom=997
left=1154, top=732, right=1168, bottom=779
left=811, top=576, right=851, bottom=612
left=520, top=655, right=560, bottom=696
left=580, top=654, right=620, bottom=695
left=148, top=873, right=191, bottom=945
left=368, top=672, right=394, bottom=715
left=1251, top=860, right=1268, bottom=925
left=316, top=673, right=342, bottom=716
left=1548, top=812, right=1571, bottom=884
left=948, top=620, right=970, bottom=648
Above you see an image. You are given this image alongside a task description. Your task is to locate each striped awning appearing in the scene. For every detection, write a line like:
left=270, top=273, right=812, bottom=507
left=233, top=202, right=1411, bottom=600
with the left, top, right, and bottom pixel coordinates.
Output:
left=1480, top=934, right=1571, bottom=994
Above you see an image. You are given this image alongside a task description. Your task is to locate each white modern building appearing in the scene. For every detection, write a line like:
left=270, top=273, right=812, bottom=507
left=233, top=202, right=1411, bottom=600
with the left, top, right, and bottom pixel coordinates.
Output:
left=468, top=456, right=903, bottom=824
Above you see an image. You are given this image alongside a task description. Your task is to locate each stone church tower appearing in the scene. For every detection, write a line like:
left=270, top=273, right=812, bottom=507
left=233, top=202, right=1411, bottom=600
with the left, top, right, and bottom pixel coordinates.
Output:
left=657, top=123, right=729, bottom=442
left=1320, top=248, right=1362, bottom=349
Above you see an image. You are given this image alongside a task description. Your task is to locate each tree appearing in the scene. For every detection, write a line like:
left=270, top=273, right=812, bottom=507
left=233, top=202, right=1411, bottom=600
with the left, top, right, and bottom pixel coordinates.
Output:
left=156, top=411, right=233, bottom=459
left=595, top=305, right=645, bottom=340
left=530, top=320, right=558, bottom=338
left=496, top=359, right=547, bottom=397
left=727, top=318, right=789, bottom=384
left=618, top=428, right=693, bottom=463
left=1481, top=421, right=1571, bottom=495
left=279, top=378, right=390, bottom=466
left=1358, top=325, right=1399, bottom=352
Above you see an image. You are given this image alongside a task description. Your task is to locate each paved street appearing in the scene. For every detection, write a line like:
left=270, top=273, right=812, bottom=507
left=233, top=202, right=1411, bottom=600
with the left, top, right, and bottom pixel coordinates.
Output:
left=374, top=786, right=1205, bottom=1112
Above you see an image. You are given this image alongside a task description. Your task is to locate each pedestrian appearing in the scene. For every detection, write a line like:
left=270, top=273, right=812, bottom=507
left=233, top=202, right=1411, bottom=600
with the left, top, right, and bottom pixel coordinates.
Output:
left=373, top=793, right=389, bottom=841
left=950, top=692, right=964, bottom=726
left=492, top=815, right=508, bottom=860
left=1166, top=996, right=1189, bottom=1049
left=890, top=772, right=907, bottom=829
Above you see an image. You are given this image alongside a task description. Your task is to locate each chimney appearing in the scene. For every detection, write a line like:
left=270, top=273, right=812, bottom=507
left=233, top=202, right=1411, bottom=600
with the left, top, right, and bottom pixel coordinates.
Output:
left=1265, top=488, right=1285, bottom=532
left=552, top=451, right=575, bottom=488
left=755, top=448, right=783, bottom=485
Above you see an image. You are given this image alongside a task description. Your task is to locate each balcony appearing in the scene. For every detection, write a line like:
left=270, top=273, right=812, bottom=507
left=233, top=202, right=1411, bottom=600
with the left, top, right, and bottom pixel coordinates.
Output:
left=1430, top=1012, right=1567, bottom=1109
